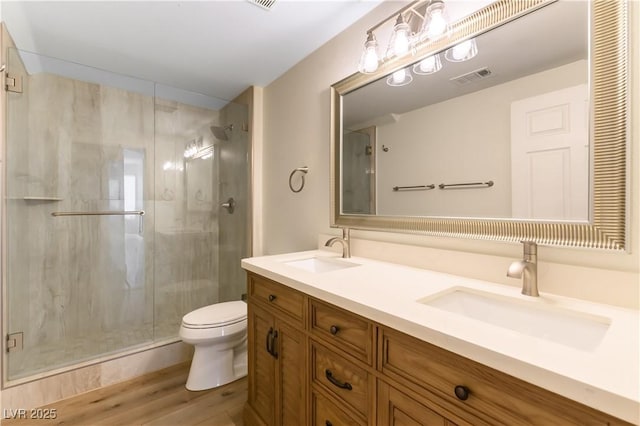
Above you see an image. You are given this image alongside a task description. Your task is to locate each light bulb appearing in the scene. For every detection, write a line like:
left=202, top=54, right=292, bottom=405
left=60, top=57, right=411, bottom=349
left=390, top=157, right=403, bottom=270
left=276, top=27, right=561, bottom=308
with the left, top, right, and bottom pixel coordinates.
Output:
left=393, top=69, right=406, bottom=84
left=420, top=0, right=449, bottom=41
left=386, top=67, right=413, bottom=87
left=358, top=33, right=379, bottom=74
left=387, top=15, right=412, bottom=58
left=393, top=27, right=410, bottom=56
left=362, top=46, right=379, bottom=73
left=413, top=54, right=442, bottom=75
left=445, top=38, right=478, bottom=62
left=427, top=10, right=447, bottom=38
left=452, top=40, right=471, bottom=60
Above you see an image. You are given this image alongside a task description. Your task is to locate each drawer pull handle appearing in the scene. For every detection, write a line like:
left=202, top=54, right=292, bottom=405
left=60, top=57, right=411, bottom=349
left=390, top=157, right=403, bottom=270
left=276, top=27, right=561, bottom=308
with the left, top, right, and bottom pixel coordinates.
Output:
left=268, top=294, right=277, bottom=302
left=454, top=385, right=470, bottom=401
left=329, top=325, right=340, bottom=335
left=325, top=369, right=352, bottom=391
left=325, top=421, right=333, bottom=426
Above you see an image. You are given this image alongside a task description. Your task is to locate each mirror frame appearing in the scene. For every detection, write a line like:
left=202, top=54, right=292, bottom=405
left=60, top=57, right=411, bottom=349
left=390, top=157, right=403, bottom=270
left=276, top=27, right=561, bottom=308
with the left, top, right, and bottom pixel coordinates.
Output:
left=331, top=0, right=628, bottom=250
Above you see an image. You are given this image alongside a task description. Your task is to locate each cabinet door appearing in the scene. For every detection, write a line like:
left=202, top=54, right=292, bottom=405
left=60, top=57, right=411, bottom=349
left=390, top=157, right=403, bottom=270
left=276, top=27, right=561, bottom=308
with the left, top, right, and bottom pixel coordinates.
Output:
left=378, top=381, right=456, bottom=426
left=275, top=318, right=306, bottom=426
left=248, top=303, right=276, bottom=425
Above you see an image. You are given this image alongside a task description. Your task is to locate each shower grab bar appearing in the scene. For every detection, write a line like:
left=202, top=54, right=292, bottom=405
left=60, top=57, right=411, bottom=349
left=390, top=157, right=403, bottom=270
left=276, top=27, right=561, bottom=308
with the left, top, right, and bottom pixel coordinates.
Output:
left=438, top=181, right=494, bottom=189
left=51, top=210, right=145, bottom=217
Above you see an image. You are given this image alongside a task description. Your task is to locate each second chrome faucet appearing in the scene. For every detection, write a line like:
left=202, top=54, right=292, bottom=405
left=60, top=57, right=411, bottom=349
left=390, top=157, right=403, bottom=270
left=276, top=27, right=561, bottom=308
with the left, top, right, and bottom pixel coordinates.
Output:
left=507, top=241, right=539, bottom=297
left=325, top=227, right=350, bottom=258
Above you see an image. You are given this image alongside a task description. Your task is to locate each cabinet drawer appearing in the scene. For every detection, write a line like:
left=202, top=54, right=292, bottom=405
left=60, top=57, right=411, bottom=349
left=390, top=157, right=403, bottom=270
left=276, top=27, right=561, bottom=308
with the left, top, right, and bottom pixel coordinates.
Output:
left=311, top=342, right=370, bottom=420
left=310, top=299, right=373, bottom=364
left=312, top=390, right=364, bottom=426
left=248, top=273, right=304, bottom=323
left=379, top=327, right=621, bottom=426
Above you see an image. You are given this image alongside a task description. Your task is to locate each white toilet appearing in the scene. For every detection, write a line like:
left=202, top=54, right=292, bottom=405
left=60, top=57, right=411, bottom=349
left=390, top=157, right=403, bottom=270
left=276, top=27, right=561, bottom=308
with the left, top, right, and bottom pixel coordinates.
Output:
left=179, top=300, right=248, bottom=391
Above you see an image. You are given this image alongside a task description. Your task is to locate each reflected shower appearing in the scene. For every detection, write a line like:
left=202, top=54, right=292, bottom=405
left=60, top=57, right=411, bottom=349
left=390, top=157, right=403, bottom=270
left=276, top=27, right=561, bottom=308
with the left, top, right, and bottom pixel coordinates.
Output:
left=211, top=124, right=233, bottom=141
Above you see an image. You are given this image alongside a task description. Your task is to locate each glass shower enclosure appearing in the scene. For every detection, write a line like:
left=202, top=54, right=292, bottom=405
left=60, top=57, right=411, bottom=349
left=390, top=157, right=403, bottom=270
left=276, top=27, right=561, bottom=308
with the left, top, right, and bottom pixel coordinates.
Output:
left=3, top=47, right=250, bottom=382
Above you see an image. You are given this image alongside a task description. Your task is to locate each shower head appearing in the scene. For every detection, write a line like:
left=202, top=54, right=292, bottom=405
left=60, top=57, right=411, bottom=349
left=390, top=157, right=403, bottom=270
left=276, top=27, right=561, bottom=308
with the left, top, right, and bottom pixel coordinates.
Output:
left=210, top=124, right=233, bottom=141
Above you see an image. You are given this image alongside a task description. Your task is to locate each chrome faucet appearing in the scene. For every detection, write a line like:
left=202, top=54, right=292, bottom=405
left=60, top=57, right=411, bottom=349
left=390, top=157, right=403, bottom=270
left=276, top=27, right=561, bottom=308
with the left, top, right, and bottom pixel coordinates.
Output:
left=325, top=228, right=350, bottom=258
left=507, top=241, right=539, bottom=297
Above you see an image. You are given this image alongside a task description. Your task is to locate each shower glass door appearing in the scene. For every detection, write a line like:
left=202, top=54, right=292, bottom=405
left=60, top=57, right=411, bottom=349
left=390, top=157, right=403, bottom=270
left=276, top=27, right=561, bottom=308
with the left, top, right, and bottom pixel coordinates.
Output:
left=4, top=48, right=156, bottom=380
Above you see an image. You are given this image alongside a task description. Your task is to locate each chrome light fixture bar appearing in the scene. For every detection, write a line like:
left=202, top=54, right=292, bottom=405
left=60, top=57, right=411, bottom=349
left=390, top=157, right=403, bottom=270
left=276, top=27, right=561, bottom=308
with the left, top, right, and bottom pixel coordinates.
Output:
left=358, top=0, right=478, bottom=86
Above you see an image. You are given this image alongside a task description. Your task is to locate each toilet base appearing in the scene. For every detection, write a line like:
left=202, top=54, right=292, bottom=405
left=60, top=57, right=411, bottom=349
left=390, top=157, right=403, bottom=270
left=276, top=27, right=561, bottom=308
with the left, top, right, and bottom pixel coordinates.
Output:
left=185, top=342, right=248, bottom=391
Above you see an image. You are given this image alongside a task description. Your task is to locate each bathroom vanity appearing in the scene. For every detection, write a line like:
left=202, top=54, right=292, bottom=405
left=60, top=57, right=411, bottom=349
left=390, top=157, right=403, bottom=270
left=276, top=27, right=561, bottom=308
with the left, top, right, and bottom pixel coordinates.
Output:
left=241, top=251, right=638, bottom=426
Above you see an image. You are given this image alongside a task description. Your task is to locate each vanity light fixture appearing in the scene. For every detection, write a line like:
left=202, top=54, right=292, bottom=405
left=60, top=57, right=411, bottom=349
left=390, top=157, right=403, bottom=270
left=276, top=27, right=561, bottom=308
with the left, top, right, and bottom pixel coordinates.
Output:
left=358, top=0, right=441, bottom=74
left=359, top=0, right=479, bottom=87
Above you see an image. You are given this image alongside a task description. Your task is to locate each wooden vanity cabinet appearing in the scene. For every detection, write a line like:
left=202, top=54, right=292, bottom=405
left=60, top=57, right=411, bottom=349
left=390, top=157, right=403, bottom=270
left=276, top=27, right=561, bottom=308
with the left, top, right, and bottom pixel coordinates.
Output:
left=244, top=272, right=633, bottom=426
left=245, top=274, right=306, bottom=426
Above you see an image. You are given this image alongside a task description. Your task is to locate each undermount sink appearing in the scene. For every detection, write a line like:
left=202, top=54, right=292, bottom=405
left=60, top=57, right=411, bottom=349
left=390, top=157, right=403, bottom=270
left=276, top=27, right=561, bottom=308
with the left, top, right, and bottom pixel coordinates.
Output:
left=283, top=256, right=359, bottom=273
left=418, top=288, right=611, bottom=351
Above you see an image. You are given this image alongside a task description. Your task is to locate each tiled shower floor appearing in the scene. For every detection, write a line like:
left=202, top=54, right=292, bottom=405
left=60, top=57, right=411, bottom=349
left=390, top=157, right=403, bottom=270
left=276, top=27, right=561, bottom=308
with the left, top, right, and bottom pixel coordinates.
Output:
left=7, top=322, right=180, bottom=381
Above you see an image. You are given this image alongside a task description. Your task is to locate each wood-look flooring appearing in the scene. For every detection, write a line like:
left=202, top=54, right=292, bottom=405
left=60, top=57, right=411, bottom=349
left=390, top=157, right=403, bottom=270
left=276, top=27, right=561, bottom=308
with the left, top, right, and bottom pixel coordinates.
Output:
left=3, top=363, right=246, bottom=426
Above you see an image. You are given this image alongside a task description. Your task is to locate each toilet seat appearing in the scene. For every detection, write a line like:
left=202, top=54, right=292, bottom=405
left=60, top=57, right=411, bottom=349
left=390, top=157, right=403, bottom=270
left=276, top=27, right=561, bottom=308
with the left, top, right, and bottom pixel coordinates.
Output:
left=181, top=301, right=247, bottom=329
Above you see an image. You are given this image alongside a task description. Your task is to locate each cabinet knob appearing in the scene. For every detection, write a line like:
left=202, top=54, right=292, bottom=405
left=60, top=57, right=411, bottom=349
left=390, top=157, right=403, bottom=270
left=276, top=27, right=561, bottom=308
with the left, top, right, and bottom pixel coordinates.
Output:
left=268, top=294, right=277, bottom=302
left=454, top=385, right=470, bottom=401
left=325, top=422, right=333, bottom=426
left=329, top=325, right=340, bottom=335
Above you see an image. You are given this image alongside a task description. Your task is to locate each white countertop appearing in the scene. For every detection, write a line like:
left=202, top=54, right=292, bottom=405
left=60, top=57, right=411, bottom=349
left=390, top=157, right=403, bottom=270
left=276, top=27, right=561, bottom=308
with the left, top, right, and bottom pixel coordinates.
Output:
left=242, top=250, right=640, bottom=424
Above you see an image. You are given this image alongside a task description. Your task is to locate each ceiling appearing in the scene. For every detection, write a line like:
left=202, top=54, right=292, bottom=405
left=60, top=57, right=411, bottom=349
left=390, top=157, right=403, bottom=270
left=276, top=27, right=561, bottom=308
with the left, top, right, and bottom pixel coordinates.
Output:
left=1, top=0, right=385, bottom=102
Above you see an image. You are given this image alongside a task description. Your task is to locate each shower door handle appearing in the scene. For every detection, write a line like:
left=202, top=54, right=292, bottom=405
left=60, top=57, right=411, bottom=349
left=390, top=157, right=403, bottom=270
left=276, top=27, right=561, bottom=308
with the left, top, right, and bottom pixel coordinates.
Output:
left=221, top=197, right=235, bottom=214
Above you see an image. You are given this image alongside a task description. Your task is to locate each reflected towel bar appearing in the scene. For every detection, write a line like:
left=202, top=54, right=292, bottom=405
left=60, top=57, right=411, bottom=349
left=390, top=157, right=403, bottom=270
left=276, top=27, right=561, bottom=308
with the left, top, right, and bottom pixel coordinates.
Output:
left=439, top=181, right=494, bottom=189
left=393, top=184, right=435, bottom=191
left=51, top=210, right=145, bottom=217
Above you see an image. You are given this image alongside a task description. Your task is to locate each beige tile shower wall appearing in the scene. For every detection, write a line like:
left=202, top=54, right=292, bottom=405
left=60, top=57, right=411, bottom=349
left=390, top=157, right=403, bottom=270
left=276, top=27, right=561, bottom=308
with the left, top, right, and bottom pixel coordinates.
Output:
left=262, top=2, right=639, bottom=309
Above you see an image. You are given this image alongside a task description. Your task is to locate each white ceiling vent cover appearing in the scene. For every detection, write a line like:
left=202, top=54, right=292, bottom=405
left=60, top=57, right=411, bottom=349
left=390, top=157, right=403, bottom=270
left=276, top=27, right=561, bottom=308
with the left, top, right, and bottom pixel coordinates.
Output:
left=247, top=0, right=277, bottom=11
left=450, top=67, right=492, bottom=86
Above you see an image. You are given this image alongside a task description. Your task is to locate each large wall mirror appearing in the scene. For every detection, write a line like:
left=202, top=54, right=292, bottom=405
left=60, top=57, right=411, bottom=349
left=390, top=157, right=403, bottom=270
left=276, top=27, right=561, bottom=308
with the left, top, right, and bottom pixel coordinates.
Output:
left=331, top=0, right=629, bottom=250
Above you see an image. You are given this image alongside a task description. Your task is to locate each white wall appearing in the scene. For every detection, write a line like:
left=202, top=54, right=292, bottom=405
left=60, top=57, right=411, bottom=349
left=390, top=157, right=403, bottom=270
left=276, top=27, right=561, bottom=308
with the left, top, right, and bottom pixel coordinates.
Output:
left=261, top=1, right=639, bottom=309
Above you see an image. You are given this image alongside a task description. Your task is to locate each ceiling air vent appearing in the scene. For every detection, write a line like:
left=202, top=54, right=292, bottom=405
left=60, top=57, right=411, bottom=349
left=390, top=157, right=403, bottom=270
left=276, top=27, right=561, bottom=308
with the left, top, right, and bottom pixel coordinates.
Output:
left=247, top=0, right=276, bottom=11
left=449, top=67, right=492, bottom=86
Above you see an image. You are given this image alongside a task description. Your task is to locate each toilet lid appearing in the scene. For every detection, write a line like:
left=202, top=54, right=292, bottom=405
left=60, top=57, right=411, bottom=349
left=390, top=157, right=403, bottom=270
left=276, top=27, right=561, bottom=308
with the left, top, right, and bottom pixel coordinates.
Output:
left=182, top=301, right=247, bottom=328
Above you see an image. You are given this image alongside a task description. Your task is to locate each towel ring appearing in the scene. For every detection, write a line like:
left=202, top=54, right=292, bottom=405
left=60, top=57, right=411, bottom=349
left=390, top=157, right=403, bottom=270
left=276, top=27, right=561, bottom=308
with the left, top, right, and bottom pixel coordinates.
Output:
left=289, top=167, right=309, bottom=193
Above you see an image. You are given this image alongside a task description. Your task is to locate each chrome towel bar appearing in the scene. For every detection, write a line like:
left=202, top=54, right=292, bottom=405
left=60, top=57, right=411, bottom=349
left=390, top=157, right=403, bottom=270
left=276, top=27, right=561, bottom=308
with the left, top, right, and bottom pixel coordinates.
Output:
left=439, top=181, right=494, bottom=189
left=393, top=184, right=435, bottom=191
left=51, top=210, right=145, bottom=217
